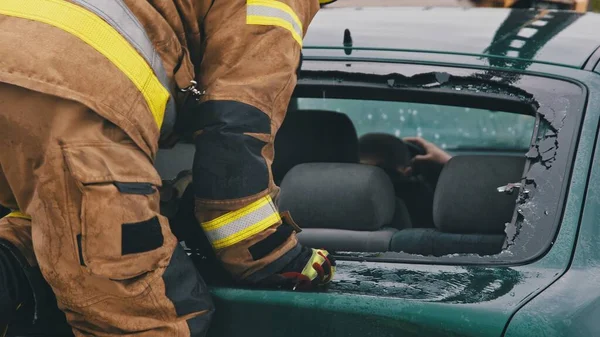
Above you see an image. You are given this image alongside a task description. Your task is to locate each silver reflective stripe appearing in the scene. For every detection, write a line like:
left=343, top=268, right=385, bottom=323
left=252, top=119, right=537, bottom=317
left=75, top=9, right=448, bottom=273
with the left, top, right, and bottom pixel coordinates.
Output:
left=204, top=201, right=277, bottom=245
left=70, top=0, right=176, bottom=134
left=247, top=5, right=302, bottom=38
left=201, top=196, right=281, bottom=249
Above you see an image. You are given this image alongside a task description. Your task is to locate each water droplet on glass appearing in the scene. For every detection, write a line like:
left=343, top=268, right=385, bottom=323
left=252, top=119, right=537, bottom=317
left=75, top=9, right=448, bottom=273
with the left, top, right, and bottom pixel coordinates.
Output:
left=441, top=143, right=447, bottom=149
left=413, top=110, right=418, bottom=116
left=399, top=109, right=404, bottom=114
left=367, top=114, right=373, bottom=120
left=455, top=86, right=462, bottom=91
left=417, top=127, right=422, bottom=132
left=510, top=292, right=515, bottom=297
left=382, top=113, right=388, bottom=120
left=544, top=210, right=549, bottom=215
left=482, top=128, right=488, bottom=132
left=458, top=128, right=463, bottom=132
left=417, top=132, right=423, bottom=137
left=434, top=133, right=440, bottom=139
left=400, top=116, right=406, bottom=122
left=465, top=107, right=471, bottom=112
left=336, top=108, right=341, bottom=112
left=394, top=129, right=401, bottom=137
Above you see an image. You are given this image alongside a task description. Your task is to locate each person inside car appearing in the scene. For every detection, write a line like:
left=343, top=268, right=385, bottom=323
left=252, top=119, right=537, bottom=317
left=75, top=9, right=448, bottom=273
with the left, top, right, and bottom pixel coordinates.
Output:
left=358, top=134, right=452, bottom=226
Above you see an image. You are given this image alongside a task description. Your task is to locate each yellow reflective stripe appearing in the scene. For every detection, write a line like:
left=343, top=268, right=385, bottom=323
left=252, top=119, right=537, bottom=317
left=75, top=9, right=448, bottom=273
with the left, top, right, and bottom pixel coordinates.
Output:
left=319, top=0, right=337, bottom=4
left=202, top=197, right=272, bottom=231
left=211, top=212, right=281, bottom=249
left=201, top=196, right=281, bottom=249
left=0, top=0, right=169, bottom=129
left=5, top=211, right=31, bottom=220
left=247, top=16, right=302, bottom=46
left=248, top=0, right=302, bottom=30
left=247, top=0, right=303, bottom=46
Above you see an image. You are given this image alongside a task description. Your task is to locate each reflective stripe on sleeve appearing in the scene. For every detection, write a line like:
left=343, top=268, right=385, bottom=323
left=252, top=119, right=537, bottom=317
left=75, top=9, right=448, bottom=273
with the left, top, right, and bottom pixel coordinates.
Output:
left=4, top=211, right=31, bottom=220
left=0, top=0, right=170, bottom=129
left=247, top=0, right=303, bottom=46
left=202, top=196, right=281, bottom=250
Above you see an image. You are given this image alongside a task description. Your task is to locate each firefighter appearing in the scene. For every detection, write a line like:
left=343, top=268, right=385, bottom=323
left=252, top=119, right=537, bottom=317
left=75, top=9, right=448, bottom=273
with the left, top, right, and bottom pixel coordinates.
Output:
left=0, top=0, right=335, bottom=336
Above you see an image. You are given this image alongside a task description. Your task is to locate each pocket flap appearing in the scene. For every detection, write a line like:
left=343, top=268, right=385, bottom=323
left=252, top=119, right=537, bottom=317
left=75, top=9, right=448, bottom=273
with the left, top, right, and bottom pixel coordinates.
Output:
left=63, top=143, right=162, bottom=186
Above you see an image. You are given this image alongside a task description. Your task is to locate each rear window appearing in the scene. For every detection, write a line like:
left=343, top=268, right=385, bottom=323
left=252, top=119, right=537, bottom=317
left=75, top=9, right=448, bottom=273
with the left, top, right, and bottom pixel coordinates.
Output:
left=297, top=98, right=535, bottom=151
left=286, top=64, right=585, bottom=265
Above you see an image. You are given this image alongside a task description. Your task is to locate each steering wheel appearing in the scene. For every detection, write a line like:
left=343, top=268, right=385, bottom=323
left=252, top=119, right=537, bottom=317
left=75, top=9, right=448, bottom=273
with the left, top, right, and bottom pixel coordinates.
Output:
left=405, top=141, right=427, bottom=158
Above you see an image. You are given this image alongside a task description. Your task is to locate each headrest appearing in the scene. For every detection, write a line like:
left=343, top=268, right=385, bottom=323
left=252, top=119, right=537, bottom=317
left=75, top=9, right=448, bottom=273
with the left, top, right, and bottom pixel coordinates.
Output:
left=358, top=133, right=411, bottom=170
left=272, top=110, right=359, bottom=183
left=278, top=163, right=396, bottom=231
left=433, top=155, right=526, bottom=234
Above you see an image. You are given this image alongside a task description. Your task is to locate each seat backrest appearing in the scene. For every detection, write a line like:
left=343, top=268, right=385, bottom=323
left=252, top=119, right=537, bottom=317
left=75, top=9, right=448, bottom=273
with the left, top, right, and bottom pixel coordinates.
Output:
left=279, top=162, right=403, bottom=230
left=272, top=109, right=359, bottom=183
left=279, top=162, right=412, bottom=252
left=433, top=155, right=526, bottom=234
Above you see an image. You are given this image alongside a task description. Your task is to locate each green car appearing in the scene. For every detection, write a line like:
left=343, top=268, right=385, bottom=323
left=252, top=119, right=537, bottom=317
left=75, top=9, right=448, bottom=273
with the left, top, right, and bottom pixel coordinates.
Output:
left=7, top=5, right=600, bottom=337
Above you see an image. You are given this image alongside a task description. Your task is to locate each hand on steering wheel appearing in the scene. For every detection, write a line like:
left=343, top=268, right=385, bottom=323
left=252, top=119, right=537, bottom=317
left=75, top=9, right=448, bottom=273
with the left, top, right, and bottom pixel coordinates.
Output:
left=403, top=137, right=452, bottom=166
left=401, top=137, right=451, bottom=184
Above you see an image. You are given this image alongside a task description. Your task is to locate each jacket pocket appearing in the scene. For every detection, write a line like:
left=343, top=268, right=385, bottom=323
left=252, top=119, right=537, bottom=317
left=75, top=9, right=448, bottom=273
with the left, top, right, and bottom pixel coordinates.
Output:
left=62, top=142, right=175, bottom=280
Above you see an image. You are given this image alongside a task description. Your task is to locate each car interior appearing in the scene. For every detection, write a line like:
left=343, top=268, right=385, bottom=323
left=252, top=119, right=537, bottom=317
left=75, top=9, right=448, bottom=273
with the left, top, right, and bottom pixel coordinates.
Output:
left=152, top=98, right=532, bottom=258
left=275, top=108, right=523, bottom=256
left=0, top=99, right=529, bottom=258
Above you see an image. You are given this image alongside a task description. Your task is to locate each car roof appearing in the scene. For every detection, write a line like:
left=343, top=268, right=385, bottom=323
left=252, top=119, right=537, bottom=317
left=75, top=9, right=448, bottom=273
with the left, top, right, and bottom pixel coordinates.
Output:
left=303, top=7, right=600, bottom=70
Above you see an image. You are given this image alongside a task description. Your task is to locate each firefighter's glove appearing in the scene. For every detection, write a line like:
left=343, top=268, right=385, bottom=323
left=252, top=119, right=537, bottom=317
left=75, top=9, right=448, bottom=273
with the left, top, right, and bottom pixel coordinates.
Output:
left=160, top=170, right=193, bottom=220
left=274, top=245, right=336, bottom=291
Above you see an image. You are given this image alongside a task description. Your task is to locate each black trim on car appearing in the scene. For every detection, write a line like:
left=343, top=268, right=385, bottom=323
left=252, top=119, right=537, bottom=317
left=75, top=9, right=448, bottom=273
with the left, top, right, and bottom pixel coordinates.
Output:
left=582, top=44, right=600, bottom=72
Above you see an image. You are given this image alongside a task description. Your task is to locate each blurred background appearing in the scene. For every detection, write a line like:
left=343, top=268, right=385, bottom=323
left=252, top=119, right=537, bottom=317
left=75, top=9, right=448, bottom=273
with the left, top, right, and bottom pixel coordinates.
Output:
left=326, top=0, right=600, bottom=12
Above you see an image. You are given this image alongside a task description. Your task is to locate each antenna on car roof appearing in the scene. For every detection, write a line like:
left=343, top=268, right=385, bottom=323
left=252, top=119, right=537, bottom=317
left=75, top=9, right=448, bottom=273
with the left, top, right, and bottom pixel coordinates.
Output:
left=343, top=28, right=353, bottom=56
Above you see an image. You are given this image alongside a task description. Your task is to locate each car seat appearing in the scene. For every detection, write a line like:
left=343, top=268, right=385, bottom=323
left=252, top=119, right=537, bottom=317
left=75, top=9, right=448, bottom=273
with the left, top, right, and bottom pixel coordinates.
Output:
left=390, top=155, right=526, bottom=256
left=279, top=162, right=412, bottom=252
left=272, top=109, right=359, bottom=184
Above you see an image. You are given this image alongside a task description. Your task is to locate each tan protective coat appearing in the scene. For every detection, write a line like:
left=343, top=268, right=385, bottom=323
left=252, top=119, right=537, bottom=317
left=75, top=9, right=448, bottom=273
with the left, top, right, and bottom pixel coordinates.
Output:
left=0, top=0, right=319, bottom=335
